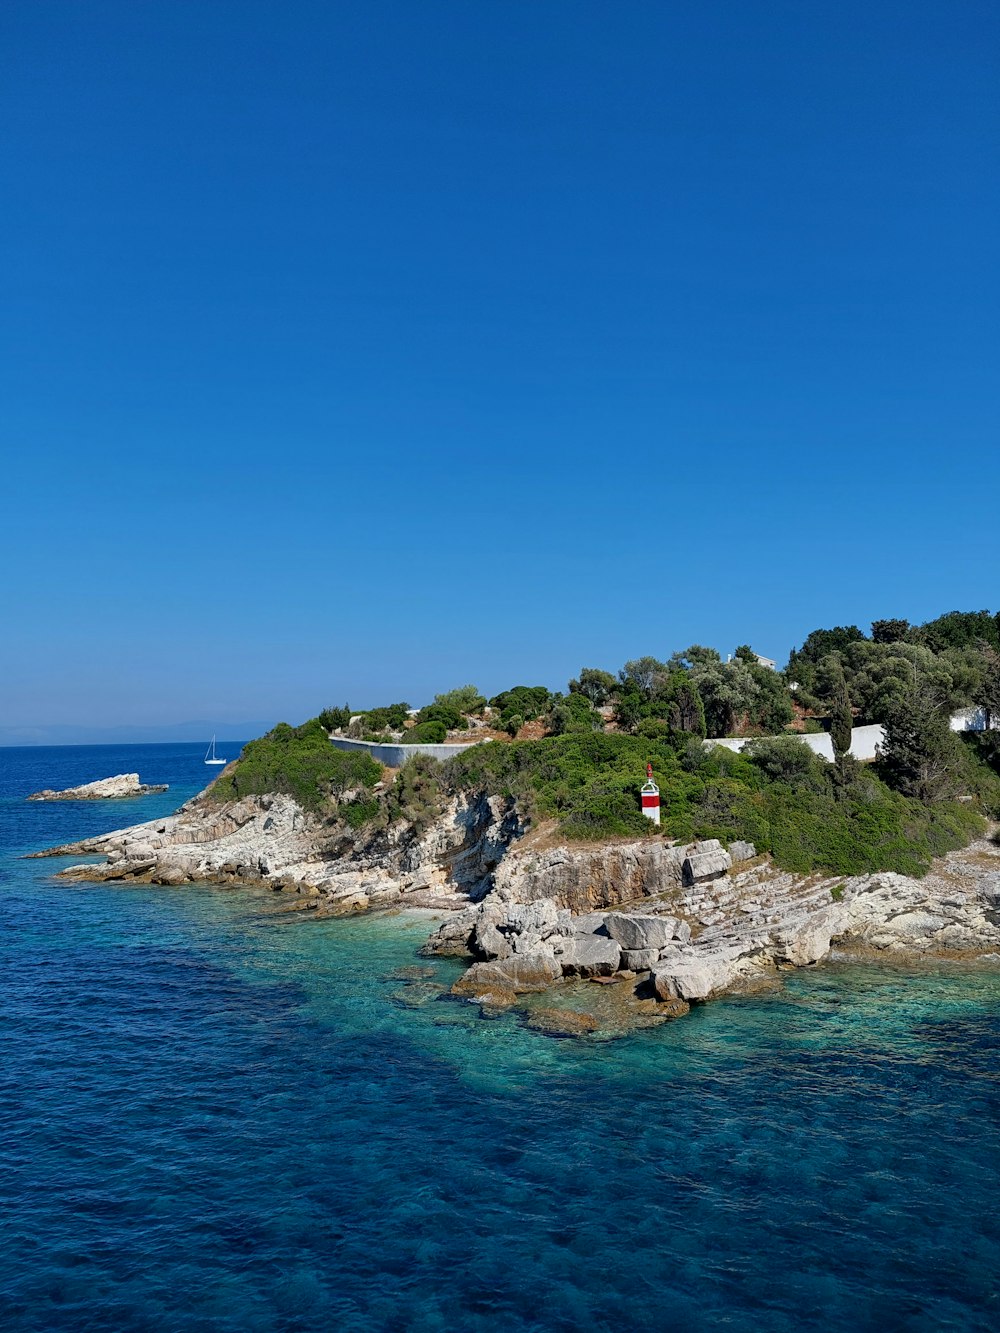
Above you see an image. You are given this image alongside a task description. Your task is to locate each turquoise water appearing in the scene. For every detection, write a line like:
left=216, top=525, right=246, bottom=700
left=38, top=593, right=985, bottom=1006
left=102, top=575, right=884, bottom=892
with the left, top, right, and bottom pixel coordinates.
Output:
left=2, top=745, right=1000, bottom=1330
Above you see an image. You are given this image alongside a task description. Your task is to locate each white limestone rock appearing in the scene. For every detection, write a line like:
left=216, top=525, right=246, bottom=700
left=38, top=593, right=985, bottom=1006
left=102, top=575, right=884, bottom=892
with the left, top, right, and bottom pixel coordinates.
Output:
left=453, top=951, right=562, bottom=995
left=683, top=848, right=732, bottom=885
left=621, top=948, right=659, bottom=971
left=553, top=935, right=621, bottom=977
left=28, top=773, right=168, bottom=801
left=603, top=912, right=678, bottom=951
left=773, top=909, right=843, bottom=966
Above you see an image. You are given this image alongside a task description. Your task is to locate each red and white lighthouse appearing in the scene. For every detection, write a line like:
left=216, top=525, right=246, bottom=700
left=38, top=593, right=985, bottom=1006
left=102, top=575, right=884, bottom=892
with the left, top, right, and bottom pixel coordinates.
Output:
left=641, top=762, right=660, bottom=826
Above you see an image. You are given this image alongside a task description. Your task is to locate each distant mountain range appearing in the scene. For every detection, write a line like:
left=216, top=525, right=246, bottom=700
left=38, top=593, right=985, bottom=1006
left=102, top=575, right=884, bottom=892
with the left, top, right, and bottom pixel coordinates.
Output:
left=0, top=720, right=280, bottom=747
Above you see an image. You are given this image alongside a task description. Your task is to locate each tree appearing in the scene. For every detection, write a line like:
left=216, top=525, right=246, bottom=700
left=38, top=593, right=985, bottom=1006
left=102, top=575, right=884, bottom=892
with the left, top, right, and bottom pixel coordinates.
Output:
left=786, top=626, right=867, bottom=690
left=838, top=640, right=972, bottom=723
left=568, top=667, right=617, bottom=706
left=665, top=674, right=706, bottom=738
left=827, top=660, right=853, bottom=766
left=414, top=702, right=465, bottom=731
left=619, top=656, right=671, bottom=698
left=433, top=685, right=487, bottom=716
left=877, top=683, right=959, bottom=801
left=916, top=609, right=999, bottom=654
left=668, top=645, right=722, bottom=672
left=612, top=681, right=645, bottom=734
left=547, top=691, right=603, bottom=735
left=489, top=686, right=553, bottom=735
left=318, top=705, right=352, bottom=732
left=690, top=659, right=758, bottom=737
left=749, top=661, right=794, bottom=733
left=871, top=618, right=910, bottom=644
left=975, top=642, right=1000, bottom=729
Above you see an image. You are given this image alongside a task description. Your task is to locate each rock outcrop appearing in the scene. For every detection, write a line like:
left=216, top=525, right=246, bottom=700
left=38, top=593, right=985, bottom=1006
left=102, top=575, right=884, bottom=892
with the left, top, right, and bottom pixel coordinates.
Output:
left=35, top=789, right=524, bottom=915
left=430, top=833, right=1000, bottom=1014
left=32, top=777, right=1000, bottom=1029
left=28, top=773, right=168, bottom=801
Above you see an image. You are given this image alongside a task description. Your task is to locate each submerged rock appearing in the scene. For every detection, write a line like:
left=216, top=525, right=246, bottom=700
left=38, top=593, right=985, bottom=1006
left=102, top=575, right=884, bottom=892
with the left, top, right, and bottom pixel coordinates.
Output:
left=452, top=951, right=562, bottom=996
left=524, top=1008, right=600, bottom=1037
left=553, top=935, right=621, bottom=977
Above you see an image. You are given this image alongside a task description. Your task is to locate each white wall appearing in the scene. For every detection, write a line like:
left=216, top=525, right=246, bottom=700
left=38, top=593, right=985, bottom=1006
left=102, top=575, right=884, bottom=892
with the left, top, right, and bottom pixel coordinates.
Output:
left=329, top=735, right=485, bottom=766
left=709, top=724, right=884, bottom=763
left=950, top=707, right=995, bottom=733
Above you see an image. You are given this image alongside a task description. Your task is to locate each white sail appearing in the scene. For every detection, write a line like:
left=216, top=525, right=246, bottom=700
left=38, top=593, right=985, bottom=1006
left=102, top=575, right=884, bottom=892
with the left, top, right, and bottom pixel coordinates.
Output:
left=204, top=734, right=226, bottom=765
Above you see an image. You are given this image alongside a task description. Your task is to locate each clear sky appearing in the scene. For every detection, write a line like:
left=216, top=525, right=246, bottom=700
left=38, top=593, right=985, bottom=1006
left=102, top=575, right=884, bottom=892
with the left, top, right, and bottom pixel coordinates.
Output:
left=2, top=1, right=998, bottom=740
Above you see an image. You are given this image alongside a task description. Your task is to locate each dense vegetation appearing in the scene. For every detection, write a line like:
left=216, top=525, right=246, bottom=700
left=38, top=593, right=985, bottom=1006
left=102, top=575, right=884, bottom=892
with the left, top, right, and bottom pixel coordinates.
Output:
left=208, top=719, right=381, bottom=812
left=445, top=729, right=996, bottom=876
left=213, top=607, right=1000, bottom=878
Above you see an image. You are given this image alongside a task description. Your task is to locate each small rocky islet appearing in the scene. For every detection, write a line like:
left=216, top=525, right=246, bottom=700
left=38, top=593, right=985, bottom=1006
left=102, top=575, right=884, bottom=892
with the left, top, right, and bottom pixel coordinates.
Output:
left=27, top=773, right=168, bottom=801
left=33, top=779, right=1000, bottom=1038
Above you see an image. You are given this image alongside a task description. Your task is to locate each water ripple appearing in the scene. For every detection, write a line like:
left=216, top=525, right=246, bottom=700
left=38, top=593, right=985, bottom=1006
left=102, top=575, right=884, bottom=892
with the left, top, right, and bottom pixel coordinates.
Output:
left=2, top=746, right=1000, bottom=1329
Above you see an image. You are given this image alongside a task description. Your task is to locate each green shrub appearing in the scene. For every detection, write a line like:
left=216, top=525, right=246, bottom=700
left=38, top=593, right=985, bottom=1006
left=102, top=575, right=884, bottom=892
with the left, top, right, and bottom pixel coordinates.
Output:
left=548, top=691, right=603, bottom=736
left=402, top=720, right=448, bottom=744
left=318, top=705, right=352, bottom=732
left=414, top=702, right=465, bottom=731
left=433, top=685, right=487, bottom=715
left=489, top=685, right=553, bottom=735
left=445, top=730, right=986, bottom=875
left=343, top=797, right=381, bottom=828
left=209, top=718, right=381, bottom=812
left=387, top=755, right=446, bottom=831
left=358, top=702, right=411, bottom=732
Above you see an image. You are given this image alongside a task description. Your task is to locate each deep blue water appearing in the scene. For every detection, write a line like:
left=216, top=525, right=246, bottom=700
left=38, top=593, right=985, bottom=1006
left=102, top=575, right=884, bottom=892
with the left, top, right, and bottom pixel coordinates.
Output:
left=2, top=745, right=1000, bottom=1330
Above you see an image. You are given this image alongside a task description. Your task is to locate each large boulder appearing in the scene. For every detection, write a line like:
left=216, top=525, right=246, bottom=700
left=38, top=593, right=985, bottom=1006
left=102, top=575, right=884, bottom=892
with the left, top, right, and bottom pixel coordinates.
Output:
left=604, top=912, right=678, bottom=951
left=505, top=899, right=560, bottom=936
left=621, top=948, right=659, bottom=971
left=124, top=841, right=157, bottom=862
left=452, top=952, right=562, bottom=996
left=554, top=935, right=621, bottom=977
left=572, top=911, right=609, bottom=935
left=651, top=951, right=737, bottom=1001
left=729, top=841, right=757, bottom=863
left=473, top=920, right=512, bottom=961
left=422, top=909, right=479, bottom=956
left=683, top=848, right=732, bottom=885
left=773, top=910, right=841, bottom=966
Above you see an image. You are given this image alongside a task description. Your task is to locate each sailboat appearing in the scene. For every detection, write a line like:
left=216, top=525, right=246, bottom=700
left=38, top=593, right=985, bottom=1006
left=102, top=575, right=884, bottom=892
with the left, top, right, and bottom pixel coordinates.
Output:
left=204, top=735, right=227, bottom=766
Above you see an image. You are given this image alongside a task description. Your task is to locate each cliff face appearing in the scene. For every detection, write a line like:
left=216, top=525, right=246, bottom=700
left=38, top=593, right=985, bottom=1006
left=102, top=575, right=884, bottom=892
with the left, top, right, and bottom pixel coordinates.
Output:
left=42, top=789, right=524, bottom=912
left=492, top=841, right=690, bottom=911
left=427, top=835, right=1000, bottom=1008
left=37, top=786, right=1000, bottom=1017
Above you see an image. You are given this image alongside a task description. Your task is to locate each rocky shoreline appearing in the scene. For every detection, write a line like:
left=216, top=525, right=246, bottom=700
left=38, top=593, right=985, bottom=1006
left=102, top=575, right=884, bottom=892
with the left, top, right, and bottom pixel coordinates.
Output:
left=32, top=785, right=1000, bottom=1034
left=27, top=773, right=168, bottom=801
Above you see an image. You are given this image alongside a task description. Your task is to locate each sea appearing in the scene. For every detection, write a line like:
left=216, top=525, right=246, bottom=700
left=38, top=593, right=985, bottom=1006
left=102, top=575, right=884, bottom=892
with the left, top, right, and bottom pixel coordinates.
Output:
left=2, top=743, right=1000, bottom=1331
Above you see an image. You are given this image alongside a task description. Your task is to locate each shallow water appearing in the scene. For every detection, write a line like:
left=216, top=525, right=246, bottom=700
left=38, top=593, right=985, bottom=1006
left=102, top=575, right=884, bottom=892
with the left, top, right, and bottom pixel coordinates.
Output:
left=2, top=744, right=999, bottom=1329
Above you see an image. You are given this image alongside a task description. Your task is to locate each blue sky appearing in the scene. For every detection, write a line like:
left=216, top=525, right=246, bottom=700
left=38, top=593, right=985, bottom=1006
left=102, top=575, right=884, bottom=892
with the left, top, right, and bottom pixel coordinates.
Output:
left=2, top=1, right=998, bottom=739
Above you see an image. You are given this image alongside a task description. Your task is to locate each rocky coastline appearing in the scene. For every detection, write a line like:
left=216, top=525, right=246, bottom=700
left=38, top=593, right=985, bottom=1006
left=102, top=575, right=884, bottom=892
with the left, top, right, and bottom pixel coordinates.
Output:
left=27, top=773, right=168, bottom=801
left=32, top=785, right=1000, bottom=1034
